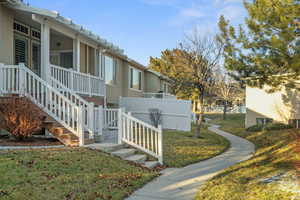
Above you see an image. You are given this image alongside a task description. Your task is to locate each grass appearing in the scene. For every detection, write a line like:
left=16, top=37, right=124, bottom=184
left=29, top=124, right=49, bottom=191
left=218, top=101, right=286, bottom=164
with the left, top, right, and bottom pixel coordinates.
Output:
left=163, top=126, right=230, bottom=168
left=196, top=114, right=300, bottom=200
left=0, top=148, right=159, bottom=200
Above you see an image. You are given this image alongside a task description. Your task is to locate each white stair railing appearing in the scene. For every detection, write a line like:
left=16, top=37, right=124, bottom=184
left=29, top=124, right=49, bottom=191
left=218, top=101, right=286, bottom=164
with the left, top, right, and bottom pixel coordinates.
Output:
left=104, top=108, right=119, bottom=129
left=0, top=63, right=85, bottom=146
left=50, top=64, right=105, bottom=97
left=119, top=110, right=163, bottom=164
left=50, top=77, right=101, bottom=138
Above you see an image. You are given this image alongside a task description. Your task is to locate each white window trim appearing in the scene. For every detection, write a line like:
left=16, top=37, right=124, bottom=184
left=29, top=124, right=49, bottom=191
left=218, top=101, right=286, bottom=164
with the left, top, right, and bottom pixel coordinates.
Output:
left=105, top=56, right=117, bottom=86
left=13, top=20, right=30, bottom=37
left=129, top=66, right=143, bottom=92
left=31, top=28, right=41, bottom=41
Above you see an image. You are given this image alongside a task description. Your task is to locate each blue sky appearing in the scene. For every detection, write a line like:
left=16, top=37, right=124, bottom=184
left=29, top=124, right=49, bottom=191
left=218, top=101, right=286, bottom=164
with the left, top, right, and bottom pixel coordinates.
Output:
left=27, top=0, right=247, bottom=65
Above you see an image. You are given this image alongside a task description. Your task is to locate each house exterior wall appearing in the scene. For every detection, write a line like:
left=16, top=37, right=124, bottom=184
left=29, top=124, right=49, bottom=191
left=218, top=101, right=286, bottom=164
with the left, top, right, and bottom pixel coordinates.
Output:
left=122, top=62, right=144, bottom=98
left=106, top=58, right=124, bottom=106
left=144, top=71, right=161, bottom=93
left=0, top=5, right=14, bottom=65
left=50, top=33, right=73, bottom=51
left=246, top=85, right=300, bottom=128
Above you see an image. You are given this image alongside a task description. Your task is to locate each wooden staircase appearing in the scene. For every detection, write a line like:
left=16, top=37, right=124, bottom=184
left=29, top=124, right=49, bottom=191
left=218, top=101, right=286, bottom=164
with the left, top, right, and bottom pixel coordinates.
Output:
left=43, top=117, right=94, bottom=147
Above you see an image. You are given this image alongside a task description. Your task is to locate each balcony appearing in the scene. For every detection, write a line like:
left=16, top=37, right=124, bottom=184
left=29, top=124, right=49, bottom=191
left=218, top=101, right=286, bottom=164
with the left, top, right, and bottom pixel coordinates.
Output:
left=50, top=64, right=105, bottom=97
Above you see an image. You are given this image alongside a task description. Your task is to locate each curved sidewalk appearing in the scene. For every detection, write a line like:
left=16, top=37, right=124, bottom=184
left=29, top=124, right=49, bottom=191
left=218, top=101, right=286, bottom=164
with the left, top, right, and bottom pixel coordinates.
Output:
left=127, top=125, right=255, bottom=200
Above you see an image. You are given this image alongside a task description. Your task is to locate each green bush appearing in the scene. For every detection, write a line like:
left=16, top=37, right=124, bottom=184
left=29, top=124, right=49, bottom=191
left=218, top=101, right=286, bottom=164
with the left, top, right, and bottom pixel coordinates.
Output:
left=263, top=123, right=293, bottom=131
left=246, top=123, right=293, bottom=132
left=246, top=124, right=263, bottom=132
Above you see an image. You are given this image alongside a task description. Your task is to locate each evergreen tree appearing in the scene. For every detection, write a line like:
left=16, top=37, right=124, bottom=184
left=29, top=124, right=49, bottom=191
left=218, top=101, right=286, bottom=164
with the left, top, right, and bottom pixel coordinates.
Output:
left=218, top=0, right=300, bottom=92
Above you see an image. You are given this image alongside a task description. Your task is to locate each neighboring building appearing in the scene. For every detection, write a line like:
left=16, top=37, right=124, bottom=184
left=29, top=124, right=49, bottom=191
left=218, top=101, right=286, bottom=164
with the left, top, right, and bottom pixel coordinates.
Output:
left=144, top=69, right=172, bottom=94
left=246, top=85, right=300, bottom=128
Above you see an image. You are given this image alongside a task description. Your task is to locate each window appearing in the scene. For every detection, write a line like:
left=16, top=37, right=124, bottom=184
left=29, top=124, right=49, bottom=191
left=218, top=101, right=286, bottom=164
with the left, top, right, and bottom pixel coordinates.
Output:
left=31, top=29, right=41, bottom=40
left=289, top=119, right=300, bottom=128
left=13, top=21, right=29, bottom=36
left=105, top=56, right=117, bottom=84
left=14, top=36, right=28, bottom=66
left=130, top=67, right=142, bottom=90
left=256, top=118, right=273, bottom=125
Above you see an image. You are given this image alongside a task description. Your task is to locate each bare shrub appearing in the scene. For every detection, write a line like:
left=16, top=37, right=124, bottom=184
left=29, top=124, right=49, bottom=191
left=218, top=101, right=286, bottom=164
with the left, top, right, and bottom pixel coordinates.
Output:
left=149, top=108, right=162, bottom=128
left=0, top=97, right=44, bottom=141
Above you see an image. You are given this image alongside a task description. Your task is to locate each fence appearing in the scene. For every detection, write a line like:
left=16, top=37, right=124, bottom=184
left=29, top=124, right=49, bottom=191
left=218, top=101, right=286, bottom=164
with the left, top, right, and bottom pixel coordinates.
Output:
left=119, top=97, right=192, bottom=132
left=119, top=111, right=163, bottom=164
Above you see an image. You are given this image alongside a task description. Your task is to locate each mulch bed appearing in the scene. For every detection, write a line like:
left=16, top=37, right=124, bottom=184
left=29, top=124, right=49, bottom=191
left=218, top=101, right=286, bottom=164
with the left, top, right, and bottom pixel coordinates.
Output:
left=0, top=135, right=62, bottom=146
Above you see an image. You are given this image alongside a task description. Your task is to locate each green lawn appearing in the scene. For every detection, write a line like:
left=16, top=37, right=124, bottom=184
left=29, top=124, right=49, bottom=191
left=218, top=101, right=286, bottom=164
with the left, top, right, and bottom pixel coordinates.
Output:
left=163, top=126, right=230, bottom=168
left=196, top=114, right=300, bottom=200
left=0, top=148, right=159, bottom=200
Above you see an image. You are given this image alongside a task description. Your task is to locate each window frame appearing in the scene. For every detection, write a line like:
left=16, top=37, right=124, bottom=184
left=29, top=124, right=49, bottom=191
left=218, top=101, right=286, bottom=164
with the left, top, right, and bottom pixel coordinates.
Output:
left=256, top=118, right=273, bottom=125
left=13, top=21, right=30, bottom=37
left=129, top=66, right=142, bottom=91
left=104, top=56, right=117, bottom=85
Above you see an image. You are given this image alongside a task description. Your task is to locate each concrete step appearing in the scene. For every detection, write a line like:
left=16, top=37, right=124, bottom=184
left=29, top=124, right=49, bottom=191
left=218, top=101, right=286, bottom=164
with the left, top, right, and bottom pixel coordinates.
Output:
left=84, top=138, right=95, bottom=145
left=143, top=161, right=160, bottom=169
left=111, top=148, right=136, bottom=159
left=125, top=154, right=147, bottom=164
left=87, top=143, right=124, bottom=152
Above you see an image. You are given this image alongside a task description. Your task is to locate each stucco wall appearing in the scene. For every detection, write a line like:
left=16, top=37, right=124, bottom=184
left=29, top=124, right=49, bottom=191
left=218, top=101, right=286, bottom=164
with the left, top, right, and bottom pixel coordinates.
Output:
left=246, top=86, right=300, bottom=128
left=144, top=71, right=161, bottom=93
left=122, top=62, right=144, bottom=98
left=50, top=33, right=73, bottom=51
left=106, top=58, right=124, bottom=105
left=0, top=5, right=14, bottom=65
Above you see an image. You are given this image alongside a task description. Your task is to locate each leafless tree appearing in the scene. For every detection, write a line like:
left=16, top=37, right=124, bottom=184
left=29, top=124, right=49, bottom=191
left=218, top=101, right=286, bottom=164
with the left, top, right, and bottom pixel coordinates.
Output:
left=215, top=73, right=244, bottom=120
left=179, top=29, right=223, bottom=137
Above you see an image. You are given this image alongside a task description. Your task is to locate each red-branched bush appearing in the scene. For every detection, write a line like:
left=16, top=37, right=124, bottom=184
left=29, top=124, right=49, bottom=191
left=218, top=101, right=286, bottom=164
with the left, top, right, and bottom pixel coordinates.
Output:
left=294, top=135, right=300, bottom=171
left=0, top=97, right=44, bottom=141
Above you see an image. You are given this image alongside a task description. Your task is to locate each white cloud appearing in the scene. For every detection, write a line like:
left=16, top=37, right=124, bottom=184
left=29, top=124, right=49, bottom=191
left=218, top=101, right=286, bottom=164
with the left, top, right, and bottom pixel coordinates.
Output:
left=180, top=8, right=204, bottom=18
left=218, top=5, right=246, bottom=22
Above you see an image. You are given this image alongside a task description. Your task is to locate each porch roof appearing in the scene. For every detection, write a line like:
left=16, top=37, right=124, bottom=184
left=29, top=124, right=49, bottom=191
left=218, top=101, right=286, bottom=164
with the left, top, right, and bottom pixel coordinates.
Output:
left=3, top=0, right=147, bottom=70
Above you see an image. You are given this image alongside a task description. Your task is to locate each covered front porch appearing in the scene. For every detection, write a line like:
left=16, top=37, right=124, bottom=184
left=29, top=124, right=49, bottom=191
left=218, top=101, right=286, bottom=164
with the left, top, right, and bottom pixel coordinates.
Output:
left=11, top=7, right=106, bottom=98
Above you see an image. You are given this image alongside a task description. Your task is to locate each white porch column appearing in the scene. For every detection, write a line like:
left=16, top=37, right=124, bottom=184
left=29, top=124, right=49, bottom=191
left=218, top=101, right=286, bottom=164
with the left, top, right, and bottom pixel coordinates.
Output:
left=41, top=22, right=50, bottom=82
left=74, top=37, right=81, bottom=72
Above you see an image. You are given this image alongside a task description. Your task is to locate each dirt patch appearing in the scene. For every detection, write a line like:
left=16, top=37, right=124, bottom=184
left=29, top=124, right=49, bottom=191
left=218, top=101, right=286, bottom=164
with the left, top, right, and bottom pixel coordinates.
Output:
left=0, top=135, right=62, bottom=146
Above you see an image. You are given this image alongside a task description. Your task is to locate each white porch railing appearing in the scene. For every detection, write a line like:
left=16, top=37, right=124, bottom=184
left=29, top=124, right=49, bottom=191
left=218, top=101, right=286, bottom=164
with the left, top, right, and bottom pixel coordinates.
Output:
left=143, top=92, right=176, bottom=99
left=103, top=108, right=119, bottom=129
left=0, top=63, right=85, bottom=145
left=50, top=77, right=102, bottom=138
left=119, top=111, right=163, bottom=164
left=50, top=64, right=105, bottom=97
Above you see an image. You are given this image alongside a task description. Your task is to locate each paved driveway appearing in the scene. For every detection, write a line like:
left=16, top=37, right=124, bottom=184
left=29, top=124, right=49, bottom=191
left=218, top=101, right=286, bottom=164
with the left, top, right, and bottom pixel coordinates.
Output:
left=126, top=125, right=255, bottom=200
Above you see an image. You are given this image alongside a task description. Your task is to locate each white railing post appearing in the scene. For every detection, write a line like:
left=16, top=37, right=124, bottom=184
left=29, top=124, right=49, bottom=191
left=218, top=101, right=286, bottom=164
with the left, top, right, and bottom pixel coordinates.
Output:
left=89, top=75, right=92, bottom=97
left=88, top=102, right=95, bottom=139
left=70, top=69, right=74, bottom=90
left=99, top=106, right=104, bottom=136
left=78, top=106, right=85, bottom=146
left=19, top=63, right=26, bottom=95
left=158, top=124, right=163, bottom=165
left=118, top=108, right=124, bottom=144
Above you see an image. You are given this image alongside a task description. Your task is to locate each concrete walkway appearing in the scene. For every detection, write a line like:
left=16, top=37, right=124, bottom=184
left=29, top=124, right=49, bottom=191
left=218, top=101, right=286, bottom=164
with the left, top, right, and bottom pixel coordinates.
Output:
left=126, top=125, right=255, bottom=200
